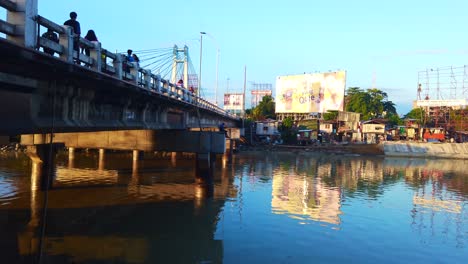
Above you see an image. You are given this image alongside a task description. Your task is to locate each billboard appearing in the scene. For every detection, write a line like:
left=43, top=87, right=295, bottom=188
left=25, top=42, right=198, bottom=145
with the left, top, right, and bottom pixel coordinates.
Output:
left=223, top=93, right=244, bottom=110
left=276, top=71, right=346, bottom=113
left=251, top=89, right=272, bottom=108
left=414, top=99, right=467, bottom=108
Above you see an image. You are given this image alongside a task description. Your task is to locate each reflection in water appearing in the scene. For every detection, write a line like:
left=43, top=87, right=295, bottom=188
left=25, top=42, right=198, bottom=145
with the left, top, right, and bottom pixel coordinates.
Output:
left=0, top=151, right=467, bottom=263
left=0, top=151, right=231, bottom=263
left=272, top=171, right=342, bottom=225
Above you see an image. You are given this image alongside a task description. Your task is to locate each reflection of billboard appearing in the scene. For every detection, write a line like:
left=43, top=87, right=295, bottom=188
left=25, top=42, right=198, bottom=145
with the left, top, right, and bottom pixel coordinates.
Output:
left=223, top=93, right=244, bottom=110
left=276, top=71, right=346, bottom=113
left=251, top=90, right=272, bottom=108
left=271, top=172, right=342, bottom=225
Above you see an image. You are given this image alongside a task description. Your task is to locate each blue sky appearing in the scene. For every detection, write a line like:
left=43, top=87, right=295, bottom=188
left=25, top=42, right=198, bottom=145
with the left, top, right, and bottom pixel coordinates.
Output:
left=10, top=0, right=468, bottom=114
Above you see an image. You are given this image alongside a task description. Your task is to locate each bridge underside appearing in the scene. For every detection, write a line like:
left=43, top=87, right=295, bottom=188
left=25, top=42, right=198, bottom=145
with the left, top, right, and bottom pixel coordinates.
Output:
left=0, top=39, right=237, bottom=135
left=21, top=130, right=227, bottom=154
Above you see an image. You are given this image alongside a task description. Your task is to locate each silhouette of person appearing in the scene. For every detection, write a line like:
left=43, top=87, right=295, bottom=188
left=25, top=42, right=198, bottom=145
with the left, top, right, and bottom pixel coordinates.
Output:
left=132, top=54, right=140, bottom=68
left=41, top=28, right=58, bottom=56
left=64, top=12, right=81, bottom=54
left=132, top=54, right=139, bottom=63
left=177, top=79, right=184, bottom=87
left=218, top=123, right=229, bottom=138
left=127, top=49, right=134, bottom=62
left=83, top=30, right=98, bottom=56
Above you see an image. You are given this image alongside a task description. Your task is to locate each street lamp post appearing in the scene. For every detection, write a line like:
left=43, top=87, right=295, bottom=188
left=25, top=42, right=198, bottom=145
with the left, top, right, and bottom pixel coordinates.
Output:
left=198, top=32, right=206, bottom=97
left=215, top=48, right=219, bottom=105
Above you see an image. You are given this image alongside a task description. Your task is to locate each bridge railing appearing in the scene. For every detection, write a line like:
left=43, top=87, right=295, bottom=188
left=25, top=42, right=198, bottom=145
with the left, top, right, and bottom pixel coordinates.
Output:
left=0, top=1, right=238, bottom=120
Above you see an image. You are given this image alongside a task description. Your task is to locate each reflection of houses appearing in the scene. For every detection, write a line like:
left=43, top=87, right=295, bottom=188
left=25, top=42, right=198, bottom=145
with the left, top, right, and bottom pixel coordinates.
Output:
left=271, top=172, right=342, bottom=225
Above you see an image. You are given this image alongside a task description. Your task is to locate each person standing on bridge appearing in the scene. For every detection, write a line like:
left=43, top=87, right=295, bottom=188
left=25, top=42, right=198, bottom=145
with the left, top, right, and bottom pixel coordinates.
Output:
left=83, top=30, right=98, bottom=57
left=64, top=12, right=81, bottom=62
left=132, top=54, right=140, bottom=68
left=124, top=49, right=134, bottom=73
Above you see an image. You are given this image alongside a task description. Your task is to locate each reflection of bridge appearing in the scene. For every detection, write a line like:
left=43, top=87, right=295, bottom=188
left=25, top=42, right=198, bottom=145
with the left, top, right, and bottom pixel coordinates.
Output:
left=0, top=0, right=241, bottom=193
left=0, top=152, right=234, bottom=262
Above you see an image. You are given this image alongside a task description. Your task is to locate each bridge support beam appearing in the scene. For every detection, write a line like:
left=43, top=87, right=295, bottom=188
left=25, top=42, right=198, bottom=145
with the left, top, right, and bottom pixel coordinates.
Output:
left=25, top=143, right=63, bottom=190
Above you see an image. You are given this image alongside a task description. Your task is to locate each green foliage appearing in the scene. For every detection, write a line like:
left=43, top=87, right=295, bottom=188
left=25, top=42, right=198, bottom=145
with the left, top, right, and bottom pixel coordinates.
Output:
left=449, top=107, right=468, bottom=131
left=386, top=112, right=403, bottom=126
left=282, top=117, right=294, bottom=128
left=323, top=111, right=338, bottom=121
left=279, top=117, right=297, bottom=144
left=345, top=87, right=396, bottom=120
left=251, top=95, right=276, bottom=121
left=403, top=108, right=425, bottom=124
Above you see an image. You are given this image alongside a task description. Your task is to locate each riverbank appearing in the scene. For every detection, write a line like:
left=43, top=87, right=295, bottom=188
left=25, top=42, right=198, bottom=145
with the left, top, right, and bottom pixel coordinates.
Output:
left=241, top=142, right=468, bottom=159
left=241, top=143, right=384, bottom=155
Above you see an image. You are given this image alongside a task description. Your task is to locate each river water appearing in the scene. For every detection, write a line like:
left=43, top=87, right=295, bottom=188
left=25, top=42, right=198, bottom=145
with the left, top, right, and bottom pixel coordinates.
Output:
left=0, top=150, right=466, bottom=263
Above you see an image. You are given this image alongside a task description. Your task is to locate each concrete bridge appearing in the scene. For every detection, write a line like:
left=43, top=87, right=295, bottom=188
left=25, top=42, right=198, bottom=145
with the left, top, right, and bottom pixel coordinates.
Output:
left=0, top=0, right=242, bottom=194
left=0, top=0, right=238, bottom=135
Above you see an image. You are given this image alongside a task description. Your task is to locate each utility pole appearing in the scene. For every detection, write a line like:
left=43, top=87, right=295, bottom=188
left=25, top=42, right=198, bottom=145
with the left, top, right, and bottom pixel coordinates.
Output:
left=243, top=65, right=247, bottom=117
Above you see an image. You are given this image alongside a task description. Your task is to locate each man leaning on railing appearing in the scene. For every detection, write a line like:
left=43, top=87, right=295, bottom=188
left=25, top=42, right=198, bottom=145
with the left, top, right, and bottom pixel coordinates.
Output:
left=64, top=11, right=81, bottom=63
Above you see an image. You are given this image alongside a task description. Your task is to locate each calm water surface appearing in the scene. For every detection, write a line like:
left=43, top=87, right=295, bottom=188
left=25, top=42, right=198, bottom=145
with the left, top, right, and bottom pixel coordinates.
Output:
left=0, top=150, right=467, bottom=263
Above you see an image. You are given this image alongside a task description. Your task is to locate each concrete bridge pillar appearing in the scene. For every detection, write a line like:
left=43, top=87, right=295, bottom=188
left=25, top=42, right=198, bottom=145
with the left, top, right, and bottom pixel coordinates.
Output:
left=68, top=147, right=75, bottom=168
left=113, top=54, right=123, bottom=80
left=90, top=41, right=102, bottom=72
left=68, top=147, right=75, bottom=159
left=131, top=158, right=139, bottom=185
left=59, top=26, right=74, bottom=63
left=195, top=152, right=216, bottom=198
left=132, top=149, right=143, bottom=161
left=6, top=0, right=38, bottom=48
left=98, top=148, right=105, bottom=170
left=129, top=62, right=138, bottom=85
left=25, top=143, right=62, bottom=190
left=171, top=152, right=179, bottom=167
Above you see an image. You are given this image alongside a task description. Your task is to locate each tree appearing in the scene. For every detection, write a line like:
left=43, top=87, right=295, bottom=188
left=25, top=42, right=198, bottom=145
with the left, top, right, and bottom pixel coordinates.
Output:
left=279, top=117, right=296, bottom=144
left=386, top=112, right=403, bottom=126
left=404, top=108, right=425, bottom=124
left=251, top=95, right=275, bottom=120
left=345, top=87, right=397, bottom=120
left=323, top=111, right=338, bottom=121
